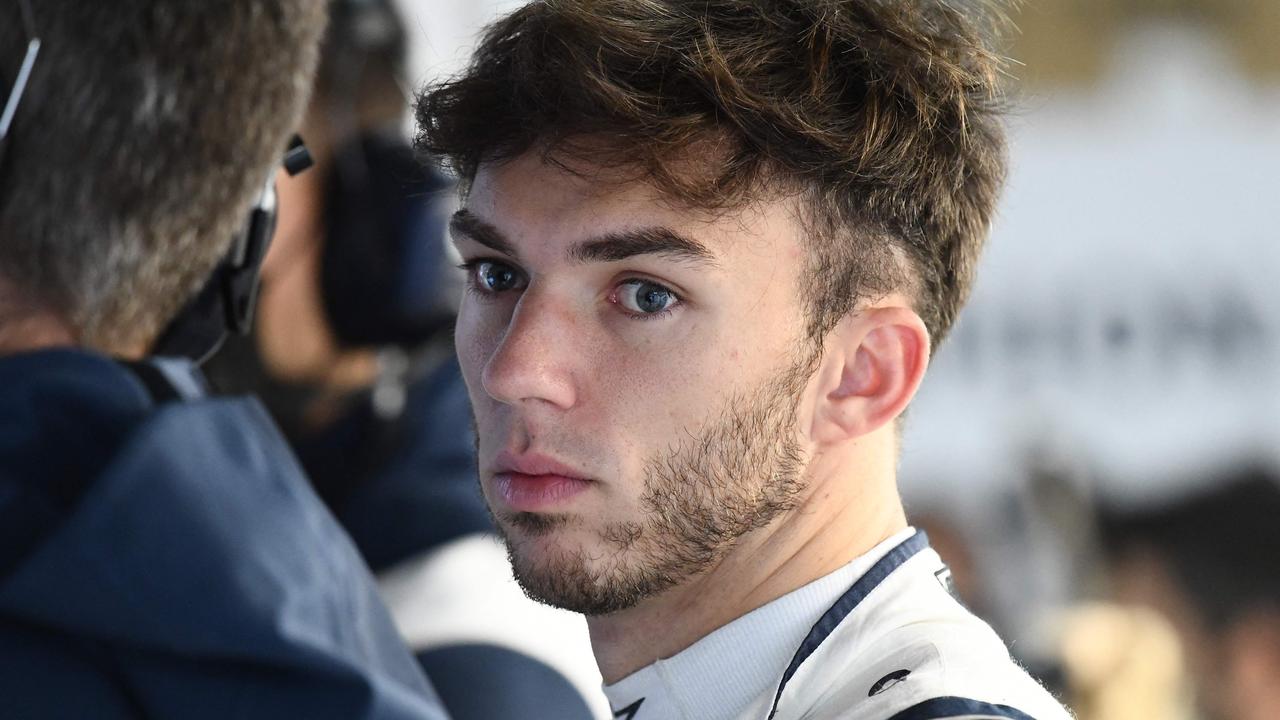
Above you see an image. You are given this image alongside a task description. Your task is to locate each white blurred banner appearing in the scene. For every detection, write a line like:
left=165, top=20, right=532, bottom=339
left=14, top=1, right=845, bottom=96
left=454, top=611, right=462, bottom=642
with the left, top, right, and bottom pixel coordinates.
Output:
left=900, top=23, right=1280, bottom=507
left=395, top=0, right=525, bottom=85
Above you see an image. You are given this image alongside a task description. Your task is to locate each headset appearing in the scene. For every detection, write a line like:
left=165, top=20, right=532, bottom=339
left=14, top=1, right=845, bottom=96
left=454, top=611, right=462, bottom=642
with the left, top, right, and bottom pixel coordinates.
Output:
left=316, top=0, right=457, bottom=350
left=152, top=137, right=314, bottom=364
left=320, top=131, right=454, bottom=349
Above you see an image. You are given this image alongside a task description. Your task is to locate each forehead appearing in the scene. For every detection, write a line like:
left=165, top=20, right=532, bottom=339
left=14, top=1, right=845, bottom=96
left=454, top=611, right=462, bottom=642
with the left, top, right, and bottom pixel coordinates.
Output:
left=468, top=152, right=684, bottom=236
left=463, top=150, right=803, bottom=262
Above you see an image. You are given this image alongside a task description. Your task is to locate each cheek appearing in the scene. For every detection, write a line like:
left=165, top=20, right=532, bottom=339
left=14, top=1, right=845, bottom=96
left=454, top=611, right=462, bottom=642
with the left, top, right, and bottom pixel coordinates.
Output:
left=609, top=314, right=792, bottom=420
left=594, top=316, right=734, bottom=424
left=454, top=299, right=502, bottom=399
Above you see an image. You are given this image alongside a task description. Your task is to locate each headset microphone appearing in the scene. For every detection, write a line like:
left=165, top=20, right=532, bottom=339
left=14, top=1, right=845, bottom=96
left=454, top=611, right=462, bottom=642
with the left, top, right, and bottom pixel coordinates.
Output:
left=0, top=0, right=41, bottom=171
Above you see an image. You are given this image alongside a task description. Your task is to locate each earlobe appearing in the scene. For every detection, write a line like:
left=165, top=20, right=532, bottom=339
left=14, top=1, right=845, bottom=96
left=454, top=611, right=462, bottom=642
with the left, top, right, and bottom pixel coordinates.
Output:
left=811, top=307, right=929, bottom=444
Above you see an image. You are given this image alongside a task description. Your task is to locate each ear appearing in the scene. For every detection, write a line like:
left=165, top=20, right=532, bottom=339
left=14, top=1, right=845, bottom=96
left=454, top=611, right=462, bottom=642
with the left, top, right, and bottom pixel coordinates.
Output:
left=810, top=306, right=930, bottom=445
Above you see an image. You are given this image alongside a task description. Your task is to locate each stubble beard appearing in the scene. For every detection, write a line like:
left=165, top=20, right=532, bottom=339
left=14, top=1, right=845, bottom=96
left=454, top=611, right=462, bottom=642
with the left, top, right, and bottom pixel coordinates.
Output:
left=490, top=359, right=812, bottom=616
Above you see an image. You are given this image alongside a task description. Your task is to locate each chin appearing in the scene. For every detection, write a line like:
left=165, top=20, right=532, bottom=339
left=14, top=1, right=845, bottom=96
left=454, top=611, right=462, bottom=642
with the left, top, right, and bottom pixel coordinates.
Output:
left=495, top=514, right=679, bottom=616
left=494, top=511, right=586, bottom=567
left=497, top=509, right=576, bottom=537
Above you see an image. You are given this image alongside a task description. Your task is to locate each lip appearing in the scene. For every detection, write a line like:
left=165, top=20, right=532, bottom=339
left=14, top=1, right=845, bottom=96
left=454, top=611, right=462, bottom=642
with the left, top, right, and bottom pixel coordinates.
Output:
left=490, top=451, right=594, bottom=512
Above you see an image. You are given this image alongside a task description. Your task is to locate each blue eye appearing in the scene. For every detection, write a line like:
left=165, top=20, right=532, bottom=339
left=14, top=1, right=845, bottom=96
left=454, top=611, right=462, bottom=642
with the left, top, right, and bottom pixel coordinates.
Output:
left=616, top=280, right=678, bottom=315
left=468, top=260, right=525, bottom=293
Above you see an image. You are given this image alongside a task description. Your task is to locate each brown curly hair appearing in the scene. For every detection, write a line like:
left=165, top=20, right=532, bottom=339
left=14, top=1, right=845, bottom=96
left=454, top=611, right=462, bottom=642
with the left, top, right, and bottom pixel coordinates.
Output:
left=416, top=0, right=1011, bottom=348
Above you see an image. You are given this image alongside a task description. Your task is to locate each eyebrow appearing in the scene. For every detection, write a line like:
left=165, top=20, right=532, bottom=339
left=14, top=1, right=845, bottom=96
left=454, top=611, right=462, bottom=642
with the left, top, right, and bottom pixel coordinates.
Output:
left=449, top=208, right=717, bottom=267
left=450, top=209, right=518, bottom=257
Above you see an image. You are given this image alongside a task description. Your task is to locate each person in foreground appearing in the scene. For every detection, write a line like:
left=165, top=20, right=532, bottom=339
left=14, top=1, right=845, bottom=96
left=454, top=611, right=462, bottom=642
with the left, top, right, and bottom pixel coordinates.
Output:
left=416, top=1, right=1074, bottom=718
left=0, top=1, right=446, bottom=717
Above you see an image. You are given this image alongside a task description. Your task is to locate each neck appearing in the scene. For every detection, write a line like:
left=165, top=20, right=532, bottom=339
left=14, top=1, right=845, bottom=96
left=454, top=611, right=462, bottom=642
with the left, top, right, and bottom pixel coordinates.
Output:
left=0, top=282, right=76, bottom=356
left=587, top=435, right=907, bottom=684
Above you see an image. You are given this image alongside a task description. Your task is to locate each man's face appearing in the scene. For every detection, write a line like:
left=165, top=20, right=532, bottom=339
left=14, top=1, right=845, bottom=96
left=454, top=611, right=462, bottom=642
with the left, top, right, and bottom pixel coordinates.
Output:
left=453, top=151, right=817, bottom=615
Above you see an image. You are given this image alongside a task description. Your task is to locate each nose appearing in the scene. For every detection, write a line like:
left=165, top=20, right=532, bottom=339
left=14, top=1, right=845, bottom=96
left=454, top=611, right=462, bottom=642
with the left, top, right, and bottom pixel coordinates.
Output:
left=480, top=288, right=578, bottom=410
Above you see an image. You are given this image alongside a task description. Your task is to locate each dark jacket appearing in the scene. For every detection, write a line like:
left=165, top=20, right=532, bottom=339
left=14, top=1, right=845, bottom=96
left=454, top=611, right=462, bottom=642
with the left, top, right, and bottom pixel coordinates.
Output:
left=285, top=353, right=599, bottom=720
left=0, top=349, right=448, bottom=719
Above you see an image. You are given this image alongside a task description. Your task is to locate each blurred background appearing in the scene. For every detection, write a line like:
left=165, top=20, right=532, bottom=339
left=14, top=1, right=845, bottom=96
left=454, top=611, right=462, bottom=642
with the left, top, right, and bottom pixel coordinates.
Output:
left=219, top=1, right=1280, bottom=718
left=900, top=4, right=1280, bottom=719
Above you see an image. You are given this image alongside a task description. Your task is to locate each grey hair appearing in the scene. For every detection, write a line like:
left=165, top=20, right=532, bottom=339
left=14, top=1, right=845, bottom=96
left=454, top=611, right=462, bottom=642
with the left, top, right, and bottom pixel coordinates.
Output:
left=0, top=0, right=327, bottom=352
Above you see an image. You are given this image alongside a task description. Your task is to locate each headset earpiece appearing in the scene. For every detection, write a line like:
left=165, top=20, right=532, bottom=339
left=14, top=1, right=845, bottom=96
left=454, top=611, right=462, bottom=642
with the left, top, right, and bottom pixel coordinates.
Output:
left=152, top=136, right=312, bottom=364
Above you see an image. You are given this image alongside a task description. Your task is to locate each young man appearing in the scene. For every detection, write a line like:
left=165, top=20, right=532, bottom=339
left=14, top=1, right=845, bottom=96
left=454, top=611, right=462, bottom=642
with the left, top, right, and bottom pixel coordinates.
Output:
left=417, top=1, right=1073, bottom=719
left=0, top=1, right=445, bottom=717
